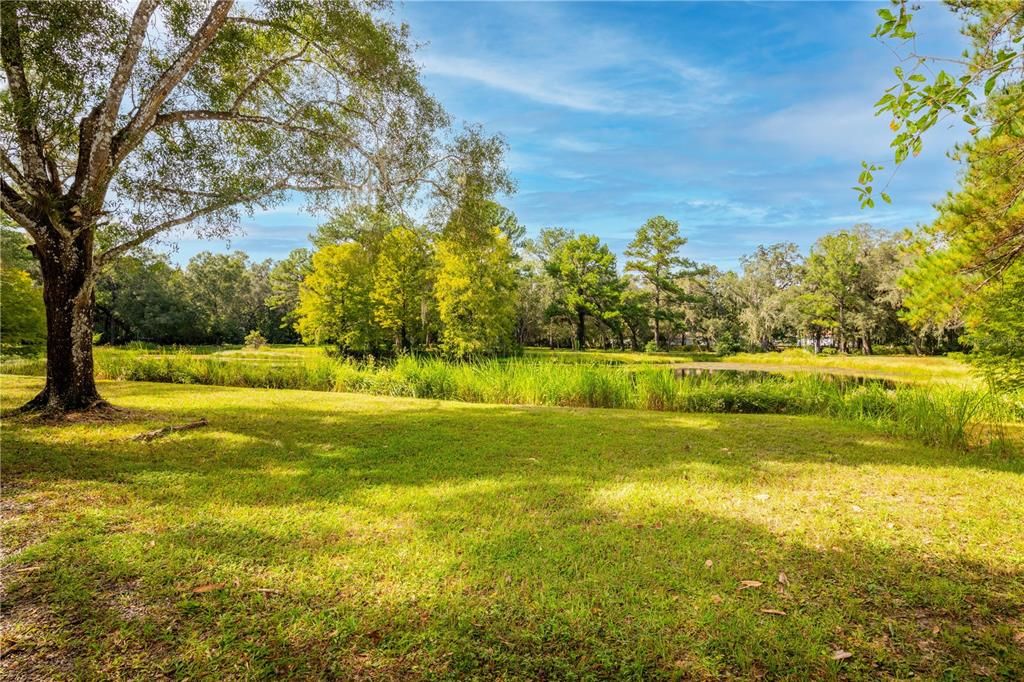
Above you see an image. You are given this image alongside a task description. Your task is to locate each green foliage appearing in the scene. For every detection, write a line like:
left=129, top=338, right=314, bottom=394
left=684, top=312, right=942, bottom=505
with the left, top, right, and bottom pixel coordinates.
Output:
left=625, top=215, right=698, bottom=347
left=243, top=329, right=267, bottom=350
left=372, top=226, right=433, bottom=351
left=962, top=262, right=1024, bottom=389
left=435, top=228, right=518, bottom=357
left=860, top=0, right=1024, bottom=207
left=0, top=266, right=45, bottom=353
left=312, top=205, right=404, bottom=254
left=799, top=227, right=906, bottom=354
left=184, top=251, right=281, bottom=344
left=295, top=243, right=376, bottom=353
left=545, top=233, right=624, bottom=348
left=0, top=225, right=37, bottom=276
left=0, top=224, right=44, bottom=352
left=266, top=248, right=311, bottom=335
left=95, top=251, right=202, bottom=344
left=735, top=243, right=802, bottom=351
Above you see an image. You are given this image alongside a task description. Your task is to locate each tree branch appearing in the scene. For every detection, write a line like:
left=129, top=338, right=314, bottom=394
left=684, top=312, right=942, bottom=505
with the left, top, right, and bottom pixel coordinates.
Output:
left=95, top=180, right=287, bottom=267
left=108, top=0, right=234, bottom=172
left=74, top=0, right=160, bottom=207
left=1, top=177, right=40, bottom=237
left=0, top=2, right=50, bottom=191
left=96, top=172, right=369, bottom=268
left=1, top=151, right=28, bottom=190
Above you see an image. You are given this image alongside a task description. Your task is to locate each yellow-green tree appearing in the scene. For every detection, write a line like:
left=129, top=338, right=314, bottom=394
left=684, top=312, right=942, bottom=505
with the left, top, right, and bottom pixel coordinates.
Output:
left=295, top=243, right=376, bottom=354
left=372, top=226, right=432, bottom=351
left=1, top=269, right=45, bottom=352
left=435, top=227, right=518, bottom=358
left=0, top=225, right=45, bottom=353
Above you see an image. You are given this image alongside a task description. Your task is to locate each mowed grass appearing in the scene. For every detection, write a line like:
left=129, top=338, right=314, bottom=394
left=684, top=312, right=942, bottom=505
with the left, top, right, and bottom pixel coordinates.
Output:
left=2, top=376, right=1023, bottom=680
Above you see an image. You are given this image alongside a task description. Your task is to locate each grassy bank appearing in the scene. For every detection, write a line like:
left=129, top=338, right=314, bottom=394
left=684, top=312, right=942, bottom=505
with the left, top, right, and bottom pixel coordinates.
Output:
left=2, top=347, right=1019, bottom=451
left=2, top=377, right=1023, bottom=679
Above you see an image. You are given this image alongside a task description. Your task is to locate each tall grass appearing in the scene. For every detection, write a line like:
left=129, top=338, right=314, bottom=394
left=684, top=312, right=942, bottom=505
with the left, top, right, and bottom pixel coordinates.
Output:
left=3, top=349, right=1020, bottom=451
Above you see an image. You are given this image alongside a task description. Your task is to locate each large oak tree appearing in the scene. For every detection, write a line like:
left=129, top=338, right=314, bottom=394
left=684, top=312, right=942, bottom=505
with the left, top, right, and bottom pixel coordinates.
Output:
left=0, top=0, right=479, bottom=413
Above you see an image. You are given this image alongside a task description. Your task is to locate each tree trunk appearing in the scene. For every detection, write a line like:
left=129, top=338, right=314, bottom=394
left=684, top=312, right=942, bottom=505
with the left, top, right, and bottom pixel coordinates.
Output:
left=575, top=308, right=586, bottom=350
left=22, top=226, right=104, bottom=413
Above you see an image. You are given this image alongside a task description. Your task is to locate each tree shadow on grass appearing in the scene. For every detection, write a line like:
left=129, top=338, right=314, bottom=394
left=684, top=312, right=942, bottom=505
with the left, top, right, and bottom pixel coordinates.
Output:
left=2, top=378, right=1023, bottom=678
left=3, top=481, right=1022, bottom=679
left=4, top=379, right=1023, bottom=490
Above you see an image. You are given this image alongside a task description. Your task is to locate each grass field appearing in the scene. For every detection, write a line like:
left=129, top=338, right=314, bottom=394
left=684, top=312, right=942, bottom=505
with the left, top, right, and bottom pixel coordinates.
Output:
left=3, top=376, right=1023, bottom=679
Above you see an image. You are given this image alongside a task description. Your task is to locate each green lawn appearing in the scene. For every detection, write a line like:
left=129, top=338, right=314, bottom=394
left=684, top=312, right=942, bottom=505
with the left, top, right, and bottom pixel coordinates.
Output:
left=3, top=376, right=1023, bottom=679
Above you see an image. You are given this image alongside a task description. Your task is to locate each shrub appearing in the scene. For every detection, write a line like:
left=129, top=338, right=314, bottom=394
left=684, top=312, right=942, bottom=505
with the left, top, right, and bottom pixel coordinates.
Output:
left=243, top=330, right=268, bottom=349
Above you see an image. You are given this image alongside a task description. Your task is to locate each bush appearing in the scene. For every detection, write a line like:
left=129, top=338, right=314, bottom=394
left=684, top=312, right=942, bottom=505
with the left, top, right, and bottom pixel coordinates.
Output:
left=243, top=330, right=267, bottom=349
left=644, top=340, right=660, bottom=353
left=713, top=331, right=742, bottom=355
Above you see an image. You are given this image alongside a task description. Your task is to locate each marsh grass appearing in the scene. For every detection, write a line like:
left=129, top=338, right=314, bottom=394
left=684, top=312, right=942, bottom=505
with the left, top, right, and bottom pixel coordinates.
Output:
left=4, top=347, right=1019, bottom=451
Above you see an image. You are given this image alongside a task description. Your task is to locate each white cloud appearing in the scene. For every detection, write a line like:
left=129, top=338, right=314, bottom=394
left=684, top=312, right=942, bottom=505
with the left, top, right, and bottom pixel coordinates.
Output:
left=551, top=135, right=607, bottom=154
left=414, top=3, right=725, bottom=117
left=419, top=54, right=618, bottom=113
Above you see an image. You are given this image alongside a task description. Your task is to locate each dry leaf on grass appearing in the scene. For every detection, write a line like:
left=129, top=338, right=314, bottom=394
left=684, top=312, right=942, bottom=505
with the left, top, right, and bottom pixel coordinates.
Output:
left=778, top=572, right=789, bottom=586
left=831, top=649, right=853, bottom=660
left=191, top=582, right=225, bottom=594
left=710, top=595, right=723, bottom=604
left=761, top=608, right=787, bottom=616
left=738, top=580, right=763, bottom=589
left=704, top=559, right=713, bottom=568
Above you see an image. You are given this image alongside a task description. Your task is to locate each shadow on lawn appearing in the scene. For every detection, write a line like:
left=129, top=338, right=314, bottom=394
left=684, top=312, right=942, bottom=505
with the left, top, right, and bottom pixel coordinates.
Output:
left=2, top=379, right=1023, bottom=679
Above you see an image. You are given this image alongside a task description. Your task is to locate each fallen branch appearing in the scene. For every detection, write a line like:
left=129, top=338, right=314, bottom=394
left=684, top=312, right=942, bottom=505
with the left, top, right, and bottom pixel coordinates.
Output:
left=132, top=418, right=209, bottom=442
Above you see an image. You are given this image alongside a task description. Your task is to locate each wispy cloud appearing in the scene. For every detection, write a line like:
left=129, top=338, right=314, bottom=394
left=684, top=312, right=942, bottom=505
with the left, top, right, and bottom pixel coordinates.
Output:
left=419, top=54, right=618, bottom=113
left=167, top=2, right=970, bottom=269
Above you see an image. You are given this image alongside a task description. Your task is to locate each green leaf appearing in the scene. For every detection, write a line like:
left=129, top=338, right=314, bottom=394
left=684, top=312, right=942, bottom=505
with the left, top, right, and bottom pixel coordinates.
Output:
left=984, top=75, right=998, bottom=95
left=881, top=192, right=892, bottom=204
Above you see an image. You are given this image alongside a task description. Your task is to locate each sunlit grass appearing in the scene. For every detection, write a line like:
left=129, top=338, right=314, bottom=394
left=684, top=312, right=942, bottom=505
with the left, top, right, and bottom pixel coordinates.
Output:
left=2, top=377, right=1022, bottom=679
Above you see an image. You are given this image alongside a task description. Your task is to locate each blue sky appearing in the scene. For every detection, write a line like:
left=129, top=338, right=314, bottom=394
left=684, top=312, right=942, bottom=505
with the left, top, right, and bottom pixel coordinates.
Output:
left=172, top=1, right=969, bottom=270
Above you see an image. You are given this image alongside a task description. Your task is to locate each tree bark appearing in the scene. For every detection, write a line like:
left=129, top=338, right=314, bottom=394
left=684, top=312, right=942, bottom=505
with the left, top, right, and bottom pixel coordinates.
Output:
left=861, top=332, right=873, bottom=356
left=575, top=308, right=586, bottom=350
left=21, top=225, right=105, bottom=413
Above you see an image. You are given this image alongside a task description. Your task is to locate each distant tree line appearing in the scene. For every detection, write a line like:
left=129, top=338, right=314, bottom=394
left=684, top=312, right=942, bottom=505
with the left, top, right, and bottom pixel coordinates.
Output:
left=2, top=212, right=966, bottom=358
